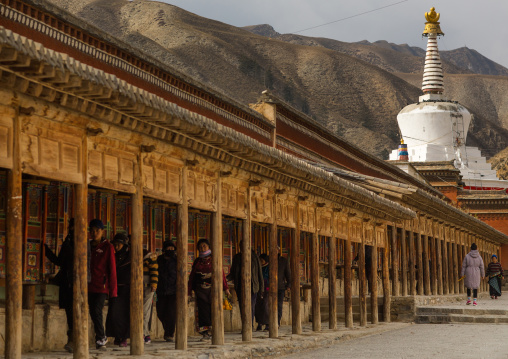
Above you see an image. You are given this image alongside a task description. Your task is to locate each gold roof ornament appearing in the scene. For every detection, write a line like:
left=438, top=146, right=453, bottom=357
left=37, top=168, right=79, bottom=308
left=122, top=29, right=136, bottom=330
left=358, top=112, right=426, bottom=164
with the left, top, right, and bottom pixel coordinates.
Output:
left=423, top=7, right=444, bottom=36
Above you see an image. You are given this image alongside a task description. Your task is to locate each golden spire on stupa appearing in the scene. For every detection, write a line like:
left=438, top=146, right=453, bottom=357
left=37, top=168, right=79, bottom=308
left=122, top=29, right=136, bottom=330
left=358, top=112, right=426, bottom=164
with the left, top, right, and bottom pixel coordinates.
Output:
left=423, top=7, right=444, bottom=36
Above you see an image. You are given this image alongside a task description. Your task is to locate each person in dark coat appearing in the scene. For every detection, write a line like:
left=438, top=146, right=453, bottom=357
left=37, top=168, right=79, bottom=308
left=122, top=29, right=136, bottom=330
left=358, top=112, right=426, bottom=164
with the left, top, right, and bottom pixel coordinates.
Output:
left=227, top=240, right=264, bottom=324
left=88, top=219, right=117, bottom=350
left=156, top=240, right=177, bottom=342
left=106, top=233, right=131, bottom=347
left=44, top=218, right=76, bottom=353
left=255, top=253, right=270, bottom=331
left=188, top=238, right=230, bottom=339
left=277, top=250, right=291, bottom=326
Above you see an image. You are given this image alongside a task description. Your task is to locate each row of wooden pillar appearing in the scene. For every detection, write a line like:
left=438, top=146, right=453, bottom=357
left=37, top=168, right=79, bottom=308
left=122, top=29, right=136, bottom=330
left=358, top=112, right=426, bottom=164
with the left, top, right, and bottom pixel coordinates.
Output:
left=390, top=224, right=491, bottom=298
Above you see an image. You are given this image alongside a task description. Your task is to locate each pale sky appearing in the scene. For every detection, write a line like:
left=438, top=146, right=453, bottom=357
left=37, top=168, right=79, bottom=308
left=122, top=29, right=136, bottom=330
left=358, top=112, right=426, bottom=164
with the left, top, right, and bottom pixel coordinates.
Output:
left=160, top=0, right=508, bottom=69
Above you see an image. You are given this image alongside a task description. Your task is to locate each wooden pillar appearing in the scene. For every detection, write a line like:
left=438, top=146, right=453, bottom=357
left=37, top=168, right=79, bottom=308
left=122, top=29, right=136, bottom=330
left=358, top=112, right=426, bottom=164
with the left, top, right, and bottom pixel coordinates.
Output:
left=73, top=132, right=89, bottom=358
left=311, top=232, right=320, bottom=332
left=382, top=227, right=391, bottom=323
left=430, top=236, right=437, bottom=295
left=408, top=230, right=416, bottom=296
left=268, top=220, right=278, bottom=338
left=328, top=236, right=337, bottom=330
left=416, top=232, right=424, bottom=296
left=442, top=231, right=449, bottom=295
left=423, top=234, right=431, bottom=296
left=211, top=175, right=224, bottom=345
left=453, top=239, right=459, bottom=295
left=344, top=235, right=353, bottom=328
left=370, top=232, right=378, bottom=325
left=458, top=234, right=464, bottom=295
left=176, top=167, right=189, bottom=350
left=241, top=186, right=252, bottom=342
left=447, top=241, right=454, bottom=294
left=437, top=236, right=443, bottom=295
left=359, top=232, right=367, bottom=327
left=390, top=225, right=399, bottom=297
left=400, top=227, right=408, bottom=296
left=291, top=204, right=301, bottom=334
left=130, top=153, right=144, bottom=355
left=6, top=106, right=23, bottom=359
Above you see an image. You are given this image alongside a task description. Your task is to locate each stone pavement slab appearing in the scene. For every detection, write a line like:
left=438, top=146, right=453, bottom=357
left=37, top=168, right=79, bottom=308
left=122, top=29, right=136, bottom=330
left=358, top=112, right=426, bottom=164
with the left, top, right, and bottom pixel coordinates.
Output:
left=15, top=322, right=411, bottom=359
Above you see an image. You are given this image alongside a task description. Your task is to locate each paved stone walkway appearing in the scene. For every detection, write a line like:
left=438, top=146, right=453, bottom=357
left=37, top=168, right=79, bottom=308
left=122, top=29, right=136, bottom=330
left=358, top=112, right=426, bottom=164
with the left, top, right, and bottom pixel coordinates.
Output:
left=281, top=324, right=508, bottom=359
left=16, top=322, right=411, bottom=359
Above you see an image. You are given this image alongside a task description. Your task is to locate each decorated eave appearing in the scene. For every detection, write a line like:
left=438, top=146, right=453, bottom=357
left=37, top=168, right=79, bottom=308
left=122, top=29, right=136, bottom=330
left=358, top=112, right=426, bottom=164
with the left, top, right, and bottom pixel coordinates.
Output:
left=0, top=27, right=415, bottom=222
left=257, top=91, right=445, bottom=194
left=306, top=161, right=508, bottom=244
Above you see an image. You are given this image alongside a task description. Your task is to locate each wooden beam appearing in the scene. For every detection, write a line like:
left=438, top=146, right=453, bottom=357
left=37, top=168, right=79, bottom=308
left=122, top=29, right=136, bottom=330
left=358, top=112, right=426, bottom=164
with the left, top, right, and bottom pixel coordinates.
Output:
left=269, top=218, right=278, bottom=338
left=72, top=131, right=89, bottom=359
left=382, top=227, right=391, bottom=323
left=328, top=236, right=337, bottom=330
left=423, top=234, right=431, bottom=295
left=344, top=236, right=353, bottom=328
left=211, top=176, right=224, bottom=345
left=390, top=225, right=399, bottom=297
left=176, top=166, right=189, bottom=350
left=311, top=232, right=320, bottom=332
left=437, top=237, right=443, bottom=295
left=442, top=232, right=449, bottom=295
left=400, top=227, right=408, bottom=296
left=359, top=236, right=367, bottom=327
left=291, top=203, right=302, bottom=334
left=370, top=235, right=378, bottom=324
left=430, top=236, right=437, bottom=295
left=408, top=229, right=415, bottom=296
left=130, top=153, right=144, bottom=355
left=241, top=186, right=252, bottom=342
left=6, top=110, right=22, bottom=359
left=417, top=232, right=424, bottom=296
left=447, top=241, right=454, bottom=294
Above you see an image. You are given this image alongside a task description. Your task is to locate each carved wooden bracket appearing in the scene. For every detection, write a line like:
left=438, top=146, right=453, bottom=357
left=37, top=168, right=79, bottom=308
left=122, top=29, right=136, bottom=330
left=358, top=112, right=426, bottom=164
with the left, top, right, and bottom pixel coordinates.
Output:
left=86, top=127, right=104, bottom=136
left=141, top=145, right=156, bottom=153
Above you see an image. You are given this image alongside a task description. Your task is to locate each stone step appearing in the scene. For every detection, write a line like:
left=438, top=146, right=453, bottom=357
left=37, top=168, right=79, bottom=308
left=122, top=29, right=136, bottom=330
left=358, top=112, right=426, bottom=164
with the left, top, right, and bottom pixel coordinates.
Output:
left=416, top=314, right=508, bottom=324
left=416, top=306, right=508, bottom=316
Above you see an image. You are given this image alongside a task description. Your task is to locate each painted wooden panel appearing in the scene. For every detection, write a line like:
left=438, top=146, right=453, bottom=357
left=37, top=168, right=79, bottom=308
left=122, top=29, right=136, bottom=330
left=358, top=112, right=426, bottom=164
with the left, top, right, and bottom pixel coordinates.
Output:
left=21, top=127, right=83, bottom=184
left=317, top=209, right=333, bottom=237
left=275, top=197, right=296, bottom=228
left=250, top=188, right=273, bottom=224
left=221, top=181, right=247, bottom=219
left=334, top=214, right=347, bottom=240
left=142, top=158, right=182, bottom=204
left=349, top=219, right=362, bottom=243
left=0, top=108, right=14, bottom=170
left=376, top=226, right=386, bottom=248
left=364, top=223, right=375, bottom=246
left=187, top=170, right=216, bottom=211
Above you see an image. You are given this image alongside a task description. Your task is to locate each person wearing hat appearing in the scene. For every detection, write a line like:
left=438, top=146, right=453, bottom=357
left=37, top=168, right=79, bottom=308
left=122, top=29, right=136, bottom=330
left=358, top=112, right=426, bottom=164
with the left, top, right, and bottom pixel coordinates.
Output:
left=460, top=243, right=485, bottom=306
left=156, top=240, right=177, bottom=342
left=88, top=219, right=117, bottom=349
left=486, top=254, right=504, bottom=299
left=188, top=238, right=230, bottom=339
left=106, top=233, right=131, bottom=347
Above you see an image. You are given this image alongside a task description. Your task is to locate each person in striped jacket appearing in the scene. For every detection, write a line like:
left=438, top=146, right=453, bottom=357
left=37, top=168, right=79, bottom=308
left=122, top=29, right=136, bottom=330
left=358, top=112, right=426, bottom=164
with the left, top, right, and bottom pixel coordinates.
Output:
left=143, top=250, right=158, bottom=343
left=486, top=254, right=504, bottom=299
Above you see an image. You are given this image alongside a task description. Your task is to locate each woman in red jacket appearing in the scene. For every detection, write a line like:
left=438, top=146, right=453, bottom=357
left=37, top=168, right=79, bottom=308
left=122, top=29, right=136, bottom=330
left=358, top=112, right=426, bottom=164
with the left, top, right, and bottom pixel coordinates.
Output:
left=88, top=219, right=117, bottom=350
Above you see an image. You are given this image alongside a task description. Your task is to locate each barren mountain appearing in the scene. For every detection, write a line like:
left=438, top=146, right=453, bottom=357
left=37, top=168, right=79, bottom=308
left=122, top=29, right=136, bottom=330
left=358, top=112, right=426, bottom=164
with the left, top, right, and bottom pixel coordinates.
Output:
left=45, top=0, right=508, bottom=164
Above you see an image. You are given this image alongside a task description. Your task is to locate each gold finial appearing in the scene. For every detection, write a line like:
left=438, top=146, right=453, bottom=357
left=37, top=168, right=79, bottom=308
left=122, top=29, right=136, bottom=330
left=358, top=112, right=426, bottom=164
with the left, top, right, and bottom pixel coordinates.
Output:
left=425, top=7, right=440, bottom=23
left=400, top=138, right=405, bottom=145
left=423, top=6, right=444, bottom=36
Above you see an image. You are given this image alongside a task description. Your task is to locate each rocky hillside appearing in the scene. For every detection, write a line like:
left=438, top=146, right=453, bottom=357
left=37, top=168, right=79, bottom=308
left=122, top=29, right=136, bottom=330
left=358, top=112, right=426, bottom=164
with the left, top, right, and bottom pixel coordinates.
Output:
left=45, top=0, right=508, bottom=164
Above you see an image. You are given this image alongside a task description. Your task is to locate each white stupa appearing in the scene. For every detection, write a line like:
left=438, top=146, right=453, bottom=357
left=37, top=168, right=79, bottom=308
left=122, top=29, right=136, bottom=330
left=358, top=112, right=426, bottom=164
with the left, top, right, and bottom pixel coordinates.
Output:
left=389, top=7, right=508, bottom=190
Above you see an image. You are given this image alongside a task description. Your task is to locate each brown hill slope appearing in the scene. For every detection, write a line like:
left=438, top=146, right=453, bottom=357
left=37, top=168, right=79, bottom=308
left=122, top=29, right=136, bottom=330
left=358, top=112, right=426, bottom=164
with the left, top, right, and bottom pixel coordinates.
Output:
left=45, top=0, right=508, bottom=161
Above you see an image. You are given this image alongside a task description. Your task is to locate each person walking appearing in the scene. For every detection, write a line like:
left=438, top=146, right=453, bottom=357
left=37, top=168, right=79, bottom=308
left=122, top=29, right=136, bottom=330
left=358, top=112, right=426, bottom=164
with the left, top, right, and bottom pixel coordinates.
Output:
left=277, top=249, right=291, bottom=326
left=227, top=240, right=264, bottom=326
left=156, top=240, right=177, bottom=342
left=88, top=219, right=117, bottom=350
left=142, top=248, right=158, bottom=344
left=44, top=218, right=78, bottom=353
left=255, top=253, right=270, bottom=331
left=106, top=233, right=131, bottom=347
left=188, top=238, right=230, bottom=339
left=460, top=243, right=485, bottom=306
left=486, top=254, right=504, bottom=299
